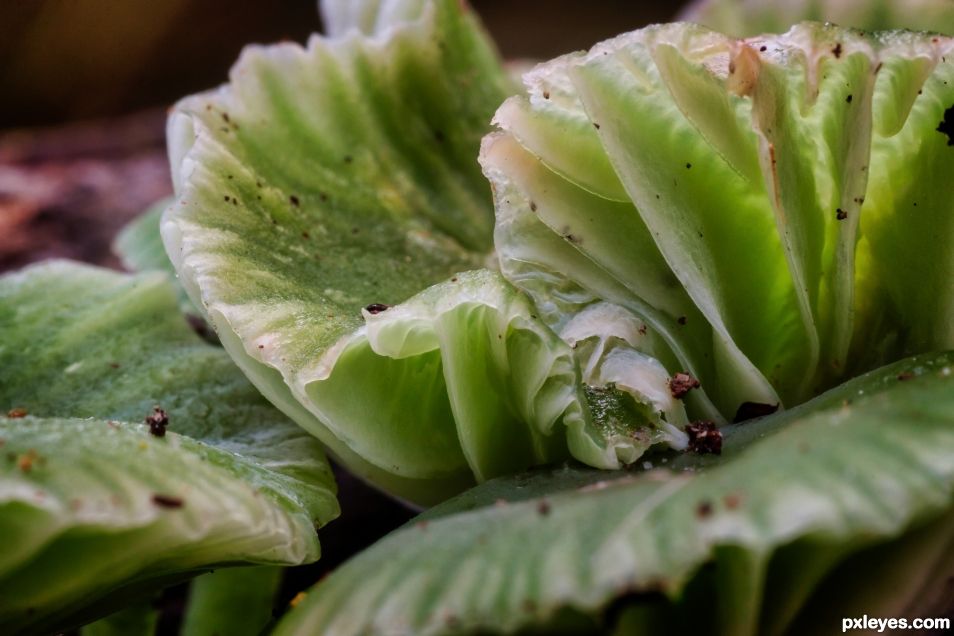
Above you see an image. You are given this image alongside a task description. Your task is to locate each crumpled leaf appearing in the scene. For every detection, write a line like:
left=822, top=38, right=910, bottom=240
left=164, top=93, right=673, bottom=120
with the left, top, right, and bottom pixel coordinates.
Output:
left=162, top=0, right=647, bottom=504
left=484, top=22, right=954, bottom=426
left=273, top=351, right=954, bottom=636
left=0, top=261, right=338, bottom=634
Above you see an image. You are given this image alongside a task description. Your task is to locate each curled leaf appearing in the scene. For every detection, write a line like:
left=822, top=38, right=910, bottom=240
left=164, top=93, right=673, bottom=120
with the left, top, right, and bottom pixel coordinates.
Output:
left=274, top=352, right=954, bottom=635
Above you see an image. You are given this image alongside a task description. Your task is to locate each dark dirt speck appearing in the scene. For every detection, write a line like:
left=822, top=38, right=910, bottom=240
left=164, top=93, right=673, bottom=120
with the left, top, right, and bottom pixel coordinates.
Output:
left=686, top=421, right=722, bottom=455
left=152, top=494, right=184, bottom=509
left=145, top=407, right=168, bottom=437
left=365, top=303, right=391, bottom=315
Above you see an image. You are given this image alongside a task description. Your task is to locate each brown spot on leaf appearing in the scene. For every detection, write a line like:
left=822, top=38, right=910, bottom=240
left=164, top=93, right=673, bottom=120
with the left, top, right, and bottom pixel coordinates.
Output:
left=7, top=408, right=28, bottom=418
left=537, top=500, right=551, bottom=516
left=724, top=493, right=742, bottom=509
left=832, top=43, right=843, bottom=58
left=836, top=208, right=848, bottom=220
left=16, top=449, right=39, bottom=473
left=289, top=195, right=300, bottom=207
left=696, top=500, right=713, bottom=518
left=897, top=371, right=914, bottom=381
left=677, top=316, right=687, bottom=326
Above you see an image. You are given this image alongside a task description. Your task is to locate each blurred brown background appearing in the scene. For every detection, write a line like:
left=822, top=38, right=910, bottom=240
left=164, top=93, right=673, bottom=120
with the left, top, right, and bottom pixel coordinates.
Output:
left=0, top=1, right=688, bottom=128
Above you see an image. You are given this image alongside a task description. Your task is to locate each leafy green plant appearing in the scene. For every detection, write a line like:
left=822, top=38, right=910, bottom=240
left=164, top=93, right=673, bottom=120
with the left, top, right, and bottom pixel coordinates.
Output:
left=0, top=262, right=337, bottom=633
left=4, top=0, right=954, bottom=633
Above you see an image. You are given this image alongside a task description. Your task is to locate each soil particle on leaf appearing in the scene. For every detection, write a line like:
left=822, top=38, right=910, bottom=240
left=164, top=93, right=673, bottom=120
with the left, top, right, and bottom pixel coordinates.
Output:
left=537, top=500, right=551, bottom=516
left=364, top=303, right=391, bottom=314
left=686, top=421, right=722, bottom=455
left=669, top=372, right=700, bottom=399
left=836, top=208, right=848, bottom=220
left=151, top=493, right=184, bottom=509
left=677, top=316, right=687, bottom=326
left=733, top=402, right=779, bottom=423
left=938, top=105, right=954, bottom=146
left=897, top=371, right=915, bottom=381
left=289, top=195, right=300, bottom=206
left=846, top=94, right=853, bottom=104
left=832, top=43, right=843, bottom=58
left=145, top=406, right=169, bottom=437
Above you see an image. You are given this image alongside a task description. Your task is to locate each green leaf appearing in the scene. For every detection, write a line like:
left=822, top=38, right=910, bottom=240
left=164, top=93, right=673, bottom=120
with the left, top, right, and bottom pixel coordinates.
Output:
left=79, top=601, right=158, bottom=636
left=162, top=0, right=642, bottom=504
left=272, top=351, right=954, bottom=635
left=182, top=566, right=283, bottom=636
left=114, top=198, right=176, bottom=281
left=681, top=0, right=954, bottom=37
left=114, top=197, right=196, bottom=315
left=486, top=22, right=954, bottom=423
left=0, top=261, right=338, bottom=634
